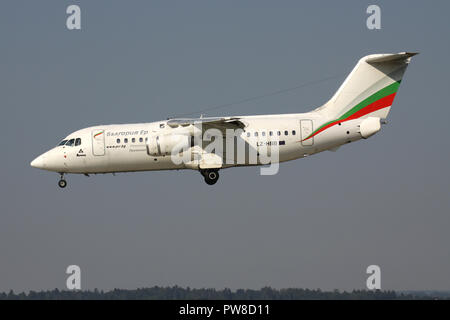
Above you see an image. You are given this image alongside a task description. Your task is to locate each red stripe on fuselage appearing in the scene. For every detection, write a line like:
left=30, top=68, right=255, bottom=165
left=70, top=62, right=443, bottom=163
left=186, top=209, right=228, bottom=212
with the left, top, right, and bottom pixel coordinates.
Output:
left=302, top=93, right=396, bottom=141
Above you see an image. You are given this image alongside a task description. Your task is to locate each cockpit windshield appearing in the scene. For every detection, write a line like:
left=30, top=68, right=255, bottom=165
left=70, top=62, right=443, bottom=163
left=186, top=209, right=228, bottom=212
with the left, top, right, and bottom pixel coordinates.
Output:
left=66, top=139, right=75, bottom=147
left=58, top=138, right=81, bottom=146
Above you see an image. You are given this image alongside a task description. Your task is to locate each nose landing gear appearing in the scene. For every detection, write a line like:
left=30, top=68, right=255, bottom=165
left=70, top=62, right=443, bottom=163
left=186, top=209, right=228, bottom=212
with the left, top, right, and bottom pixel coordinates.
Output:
left=58, top=173, right=67, bottom=188
left=200, top=169, right=220, bottom=185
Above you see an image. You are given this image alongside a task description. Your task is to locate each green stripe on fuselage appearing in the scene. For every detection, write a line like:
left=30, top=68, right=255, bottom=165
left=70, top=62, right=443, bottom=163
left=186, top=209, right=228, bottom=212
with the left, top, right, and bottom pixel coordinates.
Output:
left=337, top=81, right=400, bottom=120
left=307, top=81, right=401, bottom=139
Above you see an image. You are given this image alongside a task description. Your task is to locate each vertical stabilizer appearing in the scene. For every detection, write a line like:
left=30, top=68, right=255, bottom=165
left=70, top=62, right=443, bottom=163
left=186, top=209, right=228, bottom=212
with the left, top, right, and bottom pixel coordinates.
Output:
left=315, top=52, right=417, bottom=121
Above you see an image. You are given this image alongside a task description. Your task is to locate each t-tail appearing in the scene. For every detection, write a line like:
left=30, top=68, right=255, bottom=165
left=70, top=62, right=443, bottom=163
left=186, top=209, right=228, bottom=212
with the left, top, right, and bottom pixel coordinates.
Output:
left=314, top=52, right=418, bottom=125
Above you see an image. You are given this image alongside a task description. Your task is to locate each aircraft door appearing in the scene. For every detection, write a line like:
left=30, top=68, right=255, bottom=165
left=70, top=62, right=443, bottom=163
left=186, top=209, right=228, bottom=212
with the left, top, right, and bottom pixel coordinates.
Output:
left=92, top=130, right=105, bottom=156
left=300, top=120, right=314, bottom=146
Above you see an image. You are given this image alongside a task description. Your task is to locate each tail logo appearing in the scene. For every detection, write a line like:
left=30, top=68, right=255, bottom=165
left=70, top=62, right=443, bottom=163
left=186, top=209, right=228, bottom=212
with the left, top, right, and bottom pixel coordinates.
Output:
left=301, top=81, right=400, bottom=141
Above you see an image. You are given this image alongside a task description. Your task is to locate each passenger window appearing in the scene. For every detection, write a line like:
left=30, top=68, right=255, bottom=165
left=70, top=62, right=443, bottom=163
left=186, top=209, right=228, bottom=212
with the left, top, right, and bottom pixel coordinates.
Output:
left=75, top=138, right=81, bottom=146
left=247, top=132, right=250, bottom=137
left=284, top=130, right=288, bottom=136
left=139, top=137, right=143, bottom=143
left=58, top=140, right=68, bottom=146
left=254, top=132, right=258, bottom=137
left=262, top=131, right=266, bottom=136
left=117, top=139, right=120, bottom=144
left=66, top=139, right=75, bottom=147
left=145, top=137, right=148, bottom=142
left=124, top=138, right=128, bottom=143
left=277, top=131, right=281, bottom=136
left=269, top=131, right=273, bottom=136
left=132, top=138, right=135, bottom=143
left=292, top=130, right=296, bottom=135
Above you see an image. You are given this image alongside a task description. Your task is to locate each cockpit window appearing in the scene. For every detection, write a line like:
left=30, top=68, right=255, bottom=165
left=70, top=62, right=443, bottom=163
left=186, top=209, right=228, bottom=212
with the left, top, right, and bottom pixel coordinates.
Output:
left=66, top=139, right=75, bottom=147
left=75, top=138, right=81, bottom=146
left=58, top=140, right=68, bottom=146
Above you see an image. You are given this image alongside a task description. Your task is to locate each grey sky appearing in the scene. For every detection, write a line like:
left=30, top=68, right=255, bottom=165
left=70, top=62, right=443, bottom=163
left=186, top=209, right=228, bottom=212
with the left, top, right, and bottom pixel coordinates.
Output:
left=0, top=0, right=449, bottom=292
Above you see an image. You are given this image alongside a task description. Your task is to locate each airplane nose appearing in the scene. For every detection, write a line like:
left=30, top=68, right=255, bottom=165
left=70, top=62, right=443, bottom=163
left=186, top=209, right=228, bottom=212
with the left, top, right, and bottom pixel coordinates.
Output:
left=30, top=154, right=46, bottom=169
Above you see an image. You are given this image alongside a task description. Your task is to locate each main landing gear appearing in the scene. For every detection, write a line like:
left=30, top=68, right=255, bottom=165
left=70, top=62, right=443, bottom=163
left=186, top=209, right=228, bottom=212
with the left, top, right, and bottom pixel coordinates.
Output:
left=200, top=169, right=220, bottom=185
left=58, top=173, right=67, bottom=189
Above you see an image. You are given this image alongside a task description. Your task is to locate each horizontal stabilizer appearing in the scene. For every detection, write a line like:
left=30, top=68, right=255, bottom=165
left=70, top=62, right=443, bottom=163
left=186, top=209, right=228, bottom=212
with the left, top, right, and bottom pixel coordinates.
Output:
left=366, top=52, right=419, bottom=64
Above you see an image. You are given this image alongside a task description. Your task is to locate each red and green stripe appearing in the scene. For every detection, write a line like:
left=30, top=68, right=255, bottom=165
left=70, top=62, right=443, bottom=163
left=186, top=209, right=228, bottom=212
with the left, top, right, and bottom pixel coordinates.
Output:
left=94, top=131, right=104, bottom=138
left=302, top=81, right=400, bottom=141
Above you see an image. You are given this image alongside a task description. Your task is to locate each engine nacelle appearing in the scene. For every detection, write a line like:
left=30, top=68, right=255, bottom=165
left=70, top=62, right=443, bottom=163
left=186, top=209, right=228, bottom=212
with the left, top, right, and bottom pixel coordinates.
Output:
left=147, top=134, right=192, bottom=157
left=359, top=117, right=381, bottom=139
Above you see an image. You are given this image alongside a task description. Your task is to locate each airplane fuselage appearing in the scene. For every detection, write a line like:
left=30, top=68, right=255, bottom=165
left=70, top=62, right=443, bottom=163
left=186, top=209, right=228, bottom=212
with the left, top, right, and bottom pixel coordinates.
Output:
left=31, top=112, right=366, bottom=175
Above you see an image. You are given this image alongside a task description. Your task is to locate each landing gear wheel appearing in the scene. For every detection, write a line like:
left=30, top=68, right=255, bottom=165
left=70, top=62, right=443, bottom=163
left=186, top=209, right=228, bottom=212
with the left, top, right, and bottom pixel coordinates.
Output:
left=58, top=179, right=67, bottom=188
left=203, top=170, right=219, bottom=185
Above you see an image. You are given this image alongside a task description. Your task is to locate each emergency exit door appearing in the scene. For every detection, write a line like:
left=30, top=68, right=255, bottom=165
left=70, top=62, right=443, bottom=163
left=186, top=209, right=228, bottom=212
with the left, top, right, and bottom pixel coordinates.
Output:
left=300, top=120, right=314, bottom=146
left=92, top=130, right=105, bottom=156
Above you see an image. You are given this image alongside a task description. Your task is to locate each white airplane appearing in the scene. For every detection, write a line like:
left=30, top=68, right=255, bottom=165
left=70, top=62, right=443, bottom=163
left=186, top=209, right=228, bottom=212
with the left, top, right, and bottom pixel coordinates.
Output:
left=31, top=52, right=417, bottom=188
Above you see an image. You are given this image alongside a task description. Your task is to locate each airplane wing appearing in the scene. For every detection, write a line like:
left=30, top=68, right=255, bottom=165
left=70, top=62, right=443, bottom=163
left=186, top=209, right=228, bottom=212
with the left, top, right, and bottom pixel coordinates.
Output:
left=167, top=117, right=246, bottom=169
left=167, top=117, right=246, bottom=130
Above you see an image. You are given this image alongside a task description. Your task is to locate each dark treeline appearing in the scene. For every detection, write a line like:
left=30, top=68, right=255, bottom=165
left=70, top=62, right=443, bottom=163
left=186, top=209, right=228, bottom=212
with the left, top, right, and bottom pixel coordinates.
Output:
left=0, top=286, right=442, bottom=300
